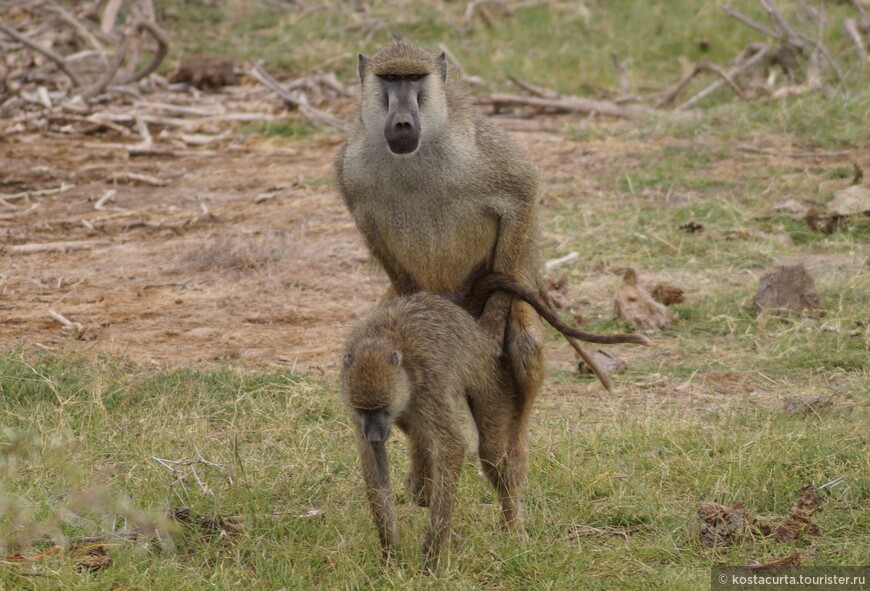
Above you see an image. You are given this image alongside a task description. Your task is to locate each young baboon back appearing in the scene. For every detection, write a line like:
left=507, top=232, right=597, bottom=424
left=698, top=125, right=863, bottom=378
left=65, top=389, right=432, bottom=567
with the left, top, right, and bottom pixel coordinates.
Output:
left=340, top=293, right=526, bottom=571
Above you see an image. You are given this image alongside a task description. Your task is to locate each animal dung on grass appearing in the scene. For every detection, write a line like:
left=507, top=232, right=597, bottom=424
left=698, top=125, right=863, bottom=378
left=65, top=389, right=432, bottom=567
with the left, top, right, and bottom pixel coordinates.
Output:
left=651, top=282, right=686, bottom=306
left=750, top=264, right=821, bottom=315
left=698, top=501, right=748, bottom=548
left=578, top=349, right=628, bottom=376
left=774, top=485, right=824, bottom=543
left=614, top=268, right=676, bottom=331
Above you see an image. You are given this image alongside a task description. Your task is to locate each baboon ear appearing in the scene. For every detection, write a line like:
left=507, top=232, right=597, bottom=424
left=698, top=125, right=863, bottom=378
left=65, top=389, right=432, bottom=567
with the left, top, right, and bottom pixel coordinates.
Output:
left=342, top=353, right=353, bottom=368
left=358, top=54, right=368, bottom=83
left=436, top=51, right=448, bottom=83
left=389, top=350, right=402, bottom=366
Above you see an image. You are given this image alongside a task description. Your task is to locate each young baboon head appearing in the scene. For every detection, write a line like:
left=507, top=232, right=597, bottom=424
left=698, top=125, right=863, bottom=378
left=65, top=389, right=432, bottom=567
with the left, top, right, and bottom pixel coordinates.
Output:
left=340, top=340, right=410, bottom=443
left=358, top=38, right=449, bottom=155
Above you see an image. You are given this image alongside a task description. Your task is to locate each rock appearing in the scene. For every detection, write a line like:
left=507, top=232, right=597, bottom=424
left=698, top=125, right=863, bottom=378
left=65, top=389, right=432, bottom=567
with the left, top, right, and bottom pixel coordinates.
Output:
left=751, top=264, right=821, bottom=314
left=784, top=395, right=832, bottom=416
left=826, top=185, right=870, bottom=216
left=772, top=197, right=810, bottom=215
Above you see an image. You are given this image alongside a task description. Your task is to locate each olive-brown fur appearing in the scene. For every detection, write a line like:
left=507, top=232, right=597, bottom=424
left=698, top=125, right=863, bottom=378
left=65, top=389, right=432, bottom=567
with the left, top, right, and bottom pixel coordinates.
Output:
left=341, top=293, right=528, bottom=571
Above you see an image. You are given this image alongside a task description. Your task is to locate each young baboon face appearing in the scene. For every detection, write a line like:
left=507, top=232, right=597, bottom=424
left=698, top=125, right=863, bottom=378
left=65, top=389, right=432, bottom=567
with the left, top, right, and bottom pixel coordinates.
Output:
left=341, top=343, right=410, bottom=442
left=358, top=40, right=449, bottom=156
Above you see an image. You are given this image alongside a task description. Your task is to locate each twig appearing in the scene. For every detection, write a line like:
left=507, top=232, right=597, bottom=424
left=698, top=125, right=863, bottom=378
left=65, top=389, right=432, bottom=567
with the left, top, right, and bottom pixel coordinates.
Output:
left=0, top=183, right=75, bottom=202
left=545, top=251, right=579, bottom=271
left=0, top=18, right=83, bottom=87
left=116, top=20, right=170, bottom=85
left=48, top=309, right=84, bottom=337
left=611, top=53, right=630, bottom=96
left=736, top=145, right=851, bottom=158
left=678, top=44, right=770, bottom=110
left=7, top=240, right=107, bottom=254
left=721, top=5, right=779, bottom=38
left=844, top=19, right=869, bottom=61
left=110, top=172, right=168, bottom=186
left=101, top=0, right=125, bottom=34
left=853, top=0, right=870, bottom=21
left=46, top=0, right=109, bottom=66
left=250, top=63, right=344, bottom=130
left=508, top=75, right=559, bottom=99
left=94, top=189, right=117, bottom=210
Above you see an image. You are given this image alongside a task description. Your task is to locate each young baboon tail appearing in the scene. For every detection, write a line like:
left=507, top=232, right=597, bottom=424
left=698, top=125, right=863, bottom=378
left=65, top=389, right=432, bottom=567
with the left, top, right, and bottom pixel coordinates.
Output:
left=471, top=273, right=652, bottom=346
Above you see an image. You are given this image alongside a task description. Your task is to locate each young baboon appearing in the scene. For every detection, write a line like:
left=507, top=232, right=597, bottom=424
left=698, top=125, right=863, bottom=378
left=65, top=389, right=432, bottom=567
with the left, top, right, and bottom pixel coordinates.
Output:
left=341, top=292, right=519, bottom=571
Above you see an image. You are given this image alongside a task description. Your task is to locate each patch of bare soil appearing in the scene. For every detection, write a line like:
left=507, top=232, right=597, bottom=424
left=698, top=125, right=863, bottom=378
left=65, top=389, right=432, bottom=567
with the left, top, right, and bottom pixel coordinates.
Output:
left=1, top=133, right=381, bottom=375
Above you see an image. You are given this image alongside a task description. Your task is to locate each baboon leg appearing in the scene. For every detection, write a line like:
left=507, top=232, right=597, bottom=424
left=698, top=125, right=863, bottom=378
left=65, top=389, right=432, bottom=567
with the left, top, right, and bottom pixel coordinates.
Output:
left=498, top=299, right=545, bottom=533
left=355, top=428, right=397, bottom=558
left=421, top=439, right=465, bottom=573
left=405, top=431, right=433, bottom=507
left=468, top=389, right=525, bottom=532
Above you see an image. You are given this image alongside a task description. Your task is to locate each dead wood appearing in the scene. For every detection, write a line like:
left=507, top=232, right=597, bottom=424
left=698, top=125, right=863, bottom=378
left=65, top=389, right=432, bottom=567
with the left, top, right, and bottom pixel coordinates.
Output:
left=508, top=75, right=559, bottom=99
left=6, top=240, right=108, bottom=254
left=656, top=58, right=744, bottom=108
left=480, top=93, right=655, bottom=120
left=679, top=43, right=771, bottom=110
left=737, top=145, right=851, bottom=158
left=250, top=63, right=344, bottom=130
left=0, top=18, right=83, bottom=87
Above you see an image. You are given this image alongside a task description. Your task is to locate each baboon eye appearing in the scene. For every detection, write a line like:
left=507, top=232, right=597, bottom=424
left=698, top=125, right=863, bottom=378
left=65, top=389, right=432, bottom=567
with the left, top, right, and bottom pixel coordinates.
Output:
left=342, top=353, right=353, bottom=368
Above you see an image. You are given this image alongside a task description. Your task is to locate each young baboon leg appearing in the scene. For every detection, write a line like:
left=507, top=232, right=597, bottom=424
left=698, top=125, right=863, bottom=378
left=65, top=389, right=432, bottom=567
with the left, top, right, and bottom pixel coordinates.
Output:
left=355, top=428, right=397, bottom=557
left=405, top=432, right=433, bottom=507
left=421, top=441, right=465, bottom=572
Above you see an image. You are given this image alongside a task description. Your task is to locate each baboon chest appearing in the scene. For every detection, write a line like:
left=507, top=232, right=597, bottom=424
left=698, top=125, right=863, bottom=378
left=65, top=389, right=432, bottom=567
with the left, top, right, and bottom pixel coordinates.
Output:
left=364, top=193, right=497, bottom=293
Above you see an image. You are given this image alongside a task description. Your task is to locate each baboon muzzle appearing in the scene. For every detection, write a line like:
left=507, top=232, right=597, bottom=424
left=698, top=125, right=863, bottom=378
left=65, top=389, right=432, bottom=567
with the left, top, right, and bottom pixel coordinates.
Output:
left=384, top=85, right=421, bottom=154
left=361, top=409, right=391, bottom=443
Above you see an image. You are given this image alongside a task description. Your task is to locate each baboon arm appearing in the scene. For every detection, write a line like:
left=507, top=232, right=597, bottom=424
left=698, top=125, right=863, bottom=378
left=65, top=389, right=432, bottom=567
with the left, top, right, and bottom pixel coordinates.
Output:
left=356, top=430, right=397, bottom=553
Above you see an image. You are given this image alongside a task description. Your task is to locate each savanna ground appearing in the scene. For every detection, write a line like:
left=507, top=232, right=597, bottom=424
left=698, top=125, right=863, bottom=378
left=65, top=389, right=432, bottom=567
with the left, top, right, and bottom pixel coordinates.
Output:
left=1, top=1, right=869, bottom=589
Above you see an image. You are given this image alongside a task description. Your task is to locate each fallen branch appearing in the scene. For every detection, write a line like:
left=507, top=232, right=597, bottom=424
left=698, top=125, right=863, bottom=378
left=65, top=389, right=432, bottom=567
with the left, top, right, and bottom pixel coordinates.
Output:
left=545, top=251, right=579, bottom=271
left=736, top=145, right=851, bottom=158
left=508, top=75, right=559, bottom=99
left=0, top=183, right=75, bottom=202
left=48, top=309, right=85, bottom=336
left=250, top=63, right=344, bottom=130
left=0, top=18, right=83, bottom=87
left=657, top=59, right=744, bottom=108
left=678, top=43, right=771, bottom=110
left=6, top=240, right=108, bottom=254
left=480, top=93, right=654, bottom=119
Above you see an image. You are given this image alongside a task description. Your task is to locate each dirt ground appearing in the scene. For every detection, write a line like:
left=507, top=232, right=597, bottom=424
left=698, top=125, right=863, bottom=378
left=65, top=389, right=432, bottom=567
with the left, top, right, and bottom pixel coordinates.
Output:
left=1, top=125, right=610, bottom=381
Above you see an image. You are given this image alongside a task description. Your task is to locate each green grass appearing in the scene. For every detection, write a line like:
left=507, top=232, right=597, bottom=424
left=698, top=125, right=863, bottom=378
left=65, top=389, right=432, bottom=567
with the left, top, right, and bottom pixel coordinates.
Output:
left=3, top=1, right=869, bottom=588
left=1, top=353, right=867, bottom=590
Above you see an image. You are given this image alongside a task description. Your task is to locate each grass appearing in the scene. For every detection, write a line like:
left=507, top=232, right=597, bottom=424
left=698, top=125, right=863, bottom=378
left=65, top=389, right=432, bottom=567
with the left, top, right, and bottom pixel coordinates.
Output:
left=2, top=0, right=869, bottom=588
left=1, top=352, right=867, bottom=590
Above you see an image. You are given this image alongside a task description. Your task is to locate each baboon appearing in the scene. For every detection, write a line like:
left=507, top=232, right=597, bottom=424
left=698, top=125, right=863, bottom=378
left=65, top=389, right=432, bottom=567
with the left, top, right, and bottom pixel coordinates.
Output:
left=341, top=279, right=646, bottom=569
left=334, top=40, right=549, bottom=533
left=340, top=292, right=511, bottom=571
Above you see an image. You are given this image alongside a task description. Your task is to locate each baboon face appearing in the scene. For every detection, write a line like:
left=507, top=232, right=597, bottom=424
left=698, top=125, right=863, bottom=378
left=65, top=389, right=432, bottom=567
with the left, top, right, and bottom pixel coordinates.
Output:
left=379, top=74, right=426, bottom=155
left=358, top=44, right=449, bottom=156
left=341, top=347, right=409, bottom=442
